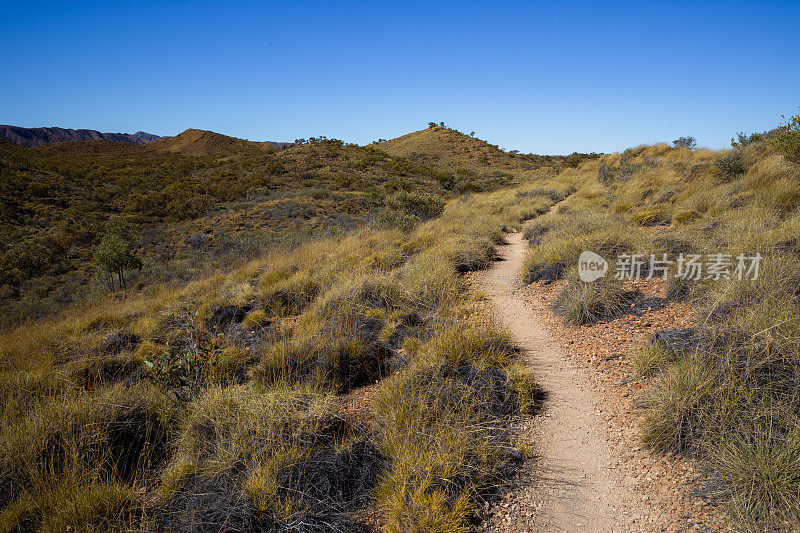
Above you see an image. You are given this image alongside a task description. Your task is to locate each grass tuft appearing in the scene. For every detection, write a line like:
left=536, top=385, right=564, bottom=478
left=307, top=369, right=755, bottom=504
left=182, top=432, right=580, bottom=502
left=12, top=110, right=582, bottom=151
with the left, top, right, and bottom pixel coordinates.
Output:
left=552, top=269, right=639, bottom=325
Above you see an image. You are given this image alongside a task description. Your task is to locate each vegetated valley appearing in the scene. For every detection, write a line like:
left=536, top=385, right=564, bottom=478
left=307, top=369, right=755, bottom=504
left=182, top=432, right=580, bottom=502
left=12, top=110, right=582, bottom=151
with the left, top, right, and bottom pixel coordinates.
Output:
left=1, top=114, right=800, bottom=532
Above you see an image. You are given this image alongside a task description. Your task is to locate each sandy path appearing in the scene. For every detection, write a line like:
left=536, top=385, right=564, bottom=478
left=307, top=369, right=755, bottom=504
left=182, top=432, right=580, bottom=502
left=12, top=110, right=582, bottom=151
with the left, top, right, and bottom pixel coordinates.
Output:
left=479, top=230, right=635, bottom=532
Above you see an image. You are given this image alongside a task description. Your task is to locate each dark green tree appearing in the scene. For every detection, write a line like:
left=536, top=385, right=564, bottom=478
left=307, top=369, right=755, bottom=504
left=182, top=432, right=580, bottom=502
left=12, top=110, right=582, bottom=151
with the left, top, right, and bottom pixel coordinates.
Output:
left=93, top=234, right=142, bottom=289
left=672, top=136, right=697, bottom=149
left=0, top=240, right=51, bottom=297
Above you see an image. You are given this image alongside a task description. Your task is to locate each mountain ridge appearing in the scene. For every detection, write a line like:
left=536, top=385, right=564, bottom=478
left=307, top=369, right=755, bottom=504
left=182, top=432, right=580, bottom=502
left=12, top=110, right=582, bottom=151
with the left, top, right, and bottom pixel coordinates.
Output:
left=1, top=125, right=295, bottom=154
left=0, top=125, right=164, bottom=147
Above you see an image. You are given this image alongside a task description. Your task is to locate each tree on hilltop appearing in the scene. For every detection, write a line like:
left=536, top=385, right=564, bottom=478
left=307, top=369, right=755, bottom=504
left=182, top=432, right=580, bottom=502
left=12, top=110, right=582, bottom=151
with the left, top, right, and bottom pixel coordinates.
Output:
left=672, top=136, right=697, bottom=149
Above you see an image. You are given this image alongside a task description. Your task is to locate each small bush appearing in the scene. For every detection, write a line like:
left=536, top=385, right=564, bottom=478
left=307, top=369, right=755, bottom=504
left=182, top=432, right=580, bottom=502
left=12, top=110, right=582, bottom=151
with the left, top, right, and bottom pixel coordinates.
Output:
left=731, top=131, right=769, bottom=148
left=714, top=151, right=747, bottom=181
left=142, top=329, right=231, bottom=399
left=597, top=162, right=613, bottom=183
left=377, top=190, right=445, bottom=230
left=377, top=208, right=420, bottom=231
left=775, top=109, right=800, bottom=164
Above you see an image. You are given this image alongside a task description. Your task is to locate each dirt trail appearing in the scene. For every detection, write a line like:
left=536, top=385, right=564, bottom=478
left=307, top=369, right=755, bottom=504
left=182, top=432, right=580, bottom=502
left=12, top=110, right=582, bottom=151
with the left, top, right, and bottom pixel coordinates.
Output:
left=480, top=231, right=639, bottom=532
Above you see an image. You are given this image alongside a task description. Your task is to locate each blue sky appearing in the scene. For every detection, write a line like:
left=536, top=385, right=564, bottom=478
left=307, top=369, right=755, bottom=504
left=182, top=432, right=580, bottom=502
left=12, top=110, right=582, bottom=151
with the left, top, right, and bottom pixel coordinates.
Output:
left=1, top=1, right=798, bottom=154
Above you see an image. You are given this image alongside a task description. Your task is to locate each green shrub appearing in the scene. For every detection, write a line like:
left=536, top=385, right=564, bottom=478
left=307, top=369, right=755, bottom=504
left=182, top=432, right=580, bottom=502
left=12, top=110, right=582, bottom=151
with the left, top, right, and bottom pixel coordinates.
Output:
left=529, top=188, right=565, bottom=202
left=0, top=239, right=52, bottom=295
left=731, top=131, right=769, bottom=148
left=775, top=108, right=800, bottom=164
left=714, top=151, right=747, bottom=181
left=385, top=190, right=445, bottom=221
left=377, top=207, right=420, bottom=231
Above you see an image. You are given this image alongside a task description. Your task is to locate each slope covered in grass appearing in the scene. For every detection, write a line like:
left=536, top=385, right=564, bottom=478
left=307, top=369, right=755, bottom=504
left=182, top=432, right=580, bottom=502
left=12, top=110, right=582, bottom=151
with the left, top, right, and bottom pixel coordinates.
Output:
left=520, top=119, right=800, bottom=530
left=149, top=128, right=273, bottom=156
left=0, top=129, right=541, bottom=325
left=374, top=124, right=593, bottom=182
left=0, top=167, right=568, bottom=531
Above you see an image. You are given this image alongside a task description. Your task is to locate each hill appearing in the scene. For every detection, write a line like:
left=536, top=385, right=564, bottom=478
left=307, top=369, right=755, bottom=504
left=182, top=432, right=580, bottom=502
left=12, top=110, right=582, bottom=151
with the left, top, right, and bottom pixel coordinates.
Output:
left=514, top=122, right=800, bottom=529
left=373, top=123, right=584, bottom=174
left=0, top=174, right=560, bottom=532
left=0, top=128, right=566, bottom=528
left=0, top=131, right=535, bottom=325
left=149, top=128, right=278, bottom=156
left=0, top=125, right=163, bottom=147
left=2, top=113, right=800, bottom=531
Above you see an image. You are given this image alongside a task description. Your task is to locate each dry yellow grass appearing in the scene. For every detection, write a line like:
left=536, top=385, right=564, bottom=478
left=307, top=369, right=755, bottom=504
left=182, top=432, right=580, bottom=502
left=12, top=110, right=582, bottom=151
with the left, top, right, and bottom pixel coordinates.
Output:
left=521, top=136, right=800, bottom=530
left=0, top=161, right=567, bottom=531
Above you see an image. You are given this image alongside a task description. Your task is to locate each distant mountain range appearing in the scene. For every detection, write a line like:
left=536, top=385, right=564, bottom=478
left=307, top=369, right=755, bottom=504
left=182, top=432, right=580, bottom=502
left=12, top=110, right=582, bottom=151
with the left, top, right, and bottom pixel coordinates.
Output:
left=0, top=125, right=165, bottom=147
left=0, top=125, right=296, bottom=151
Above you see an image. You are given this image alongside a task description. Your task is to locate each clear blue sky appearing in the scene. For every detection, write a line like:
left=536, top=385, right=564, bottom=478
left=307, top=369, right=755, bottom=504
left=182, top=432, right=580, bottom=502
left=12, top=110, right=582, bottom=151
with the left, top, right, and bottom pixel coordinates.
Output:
left=2, top=1, right=798, bottom=154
